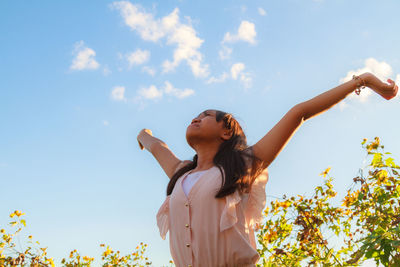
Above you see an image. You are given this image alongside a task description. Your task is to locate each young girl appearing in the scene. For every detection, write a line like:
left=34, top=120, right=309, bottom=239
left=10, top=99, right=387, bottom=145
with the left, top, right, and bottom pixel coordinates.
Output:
left=137, top=72, right=397, bottom=267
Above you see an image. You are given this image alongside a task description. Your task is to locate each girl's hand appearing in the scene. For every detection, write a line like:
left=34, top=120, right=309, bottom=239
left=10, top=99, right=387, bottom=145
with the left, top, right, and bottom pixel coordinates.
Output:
left=362, top=72, right=398, bottom=100
left=137, top=128, right=153, bottom=150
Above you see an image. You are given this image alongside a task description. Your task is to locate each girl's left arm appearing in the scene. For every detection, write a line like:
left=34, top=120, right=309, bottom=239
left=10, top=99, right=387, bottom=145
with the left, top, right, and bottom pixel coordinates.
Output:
left=251, top=72, right=398, bottom=168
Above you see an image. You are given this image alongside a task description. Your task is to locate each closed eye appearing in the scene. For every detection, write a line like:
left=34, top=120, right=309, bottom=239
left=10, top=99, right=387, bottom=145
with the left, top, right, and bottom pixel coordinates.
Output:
left=195, top=111, right=211, bottom=120
left=203, top=111, right=213, bottom=117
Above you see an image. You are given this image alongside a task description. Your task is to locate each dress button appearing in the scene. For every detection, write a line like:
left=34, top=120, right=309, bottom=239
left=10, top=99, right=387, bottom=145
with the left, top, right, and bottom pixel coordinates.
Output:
left=186, top=243, right=190, bottom=247
left=185, top=203, right=189, bottom=207
left=188, top=265, right=192, bottom=267
left=185, top=224, right=189, bottom=228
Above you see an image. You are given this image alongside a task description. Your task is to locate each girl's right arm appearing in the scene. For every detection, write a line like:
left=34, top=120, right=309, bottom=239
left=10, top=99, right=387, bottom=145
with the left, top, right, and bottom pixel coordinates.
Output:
left=137, top=129, right=183, bottom=179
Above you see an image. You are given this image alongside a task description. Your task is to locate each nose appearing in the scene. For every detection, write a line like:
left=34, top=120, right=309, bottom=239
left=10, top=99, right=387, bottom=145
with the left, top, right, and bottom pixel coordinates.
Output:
left=191, top=117, right=201, bottom=124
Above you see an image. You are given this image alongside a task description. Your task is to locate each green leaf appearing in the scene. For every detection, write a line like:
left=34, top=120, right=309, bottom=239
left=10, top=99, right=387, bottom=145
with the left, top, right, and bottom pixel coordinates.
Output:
left=385, top=157, right=395, bottom=167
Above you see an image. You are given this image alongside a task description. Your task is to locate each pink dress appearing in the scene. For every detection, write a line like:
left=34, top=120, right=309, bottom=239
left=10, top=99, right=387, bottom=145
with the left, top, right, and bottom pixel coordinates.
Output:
left=156, top=161, right=269, bottom=267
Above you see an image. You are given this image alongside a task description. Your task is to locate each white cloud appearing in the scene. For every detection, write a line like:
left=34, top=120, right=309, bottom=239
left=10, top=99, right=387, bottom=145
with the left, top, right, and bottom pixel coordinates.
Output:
left=138, top=85, right=163, bottom=100
left=70, top=40, right=100, bottom=70
left=142, top=66, right=156, bottom=76
left=223, top=20, right=257, bottom=44
left=206, top=72, right=229, bottom=84
left=134, top=81, right=194, bottom=103
left=218, top=46, right=232, bottom=60
left=110, top=2, right=166, bottom=42
left=207, top=64, right=252, bottom=88
left=230, top=63, right=252, bottom=88
left=339, top=58, right=393, bottom=85
left=258, top=7, right=267, bottom=16
left=103, top=65, right=111, bottom=76
left=161, top=20, right=209, bottom=77
left=126, top=49, right=150, bottom=68
left=163, top=81, right=194, bottom=98
left=240, top=72, right=253, bottom=89
left=339, top=57, right=393, bottom=103
left=206, top=63, right=253, bottom=88
left=111, top=2, right=209, bottom=77
left=111, top=86, right=126, bottom=101
left=231, top=63, right=245, bottom=80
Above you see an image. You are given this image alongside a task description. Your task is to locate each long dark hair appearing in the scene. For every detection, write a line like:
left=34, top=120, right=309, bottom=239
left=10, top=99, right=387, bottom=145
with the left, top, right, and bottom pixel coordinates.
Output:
left=166, top=110, right=267, bottom=198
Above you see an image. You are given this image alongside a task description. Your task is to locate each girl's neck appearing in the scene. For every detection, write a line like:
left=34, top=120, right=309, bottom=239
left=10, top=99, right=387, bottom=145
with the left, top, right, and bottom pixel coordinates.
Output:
left=194, top=143, right=219, bottom=171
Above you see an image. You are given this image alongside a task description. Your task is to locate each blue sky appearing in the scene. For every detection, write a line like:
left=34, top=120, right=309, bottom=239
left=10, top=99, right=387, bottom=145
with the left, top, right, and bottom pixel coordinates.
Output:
left=1, top=0, right=399, bottom=265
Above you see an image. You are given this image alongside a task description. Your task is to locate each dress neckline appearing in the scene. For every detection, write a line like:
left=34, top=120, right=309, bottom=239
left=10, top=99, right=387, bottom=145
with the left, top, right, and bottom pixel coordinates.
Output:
left=187, top=166, right=215, bottom=175
left=181, top=166, right=217, bottom=199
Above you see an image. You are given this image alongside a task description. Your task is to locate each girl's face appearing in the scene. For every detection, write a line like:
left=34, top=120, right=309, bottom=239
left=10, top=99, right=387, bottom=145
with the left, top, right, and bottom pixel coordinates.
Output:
left=186, top=109, right=230, bottom=148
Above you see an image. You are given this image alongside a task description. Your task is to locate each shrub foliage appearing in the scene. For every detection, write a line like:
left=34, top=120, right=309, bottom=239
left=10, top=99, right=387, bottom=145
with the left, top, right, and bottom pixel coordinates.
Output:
left=256, top=137, right=400, bottom=266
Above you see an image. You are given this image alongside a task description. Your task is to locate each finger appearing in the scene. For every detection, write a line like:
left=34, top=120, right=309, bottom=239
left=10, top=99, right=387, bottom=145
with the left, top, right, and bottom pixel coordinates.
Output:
left=138, top=140, right=144, bottom=150
left=384, top=80, right=395, bottom=90
left=386, top=84, right=398, bottom=100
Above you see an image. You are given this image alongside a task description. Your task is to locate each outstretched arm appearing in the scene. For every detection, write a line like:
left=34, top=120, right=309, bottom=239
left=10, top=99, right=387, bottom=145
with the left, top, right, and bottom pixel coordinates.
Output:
left=137, top=129, right=183, bottom=179
left=251, top=72, right=398, bottom=168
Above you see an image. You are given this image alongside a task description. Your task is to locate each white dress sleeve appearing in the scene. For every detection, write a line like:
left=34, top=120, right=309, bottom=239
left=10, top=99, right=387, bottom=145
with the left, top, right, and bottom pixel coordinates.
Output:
left=242, top=146, right=269, bottom=228
left=244, top=168, right=269, bottom=228
left=219, top=148, right=269, bottom=232
left=219, top=168, right=269, bottom=232
left=156, top=195, right=170, bottom=240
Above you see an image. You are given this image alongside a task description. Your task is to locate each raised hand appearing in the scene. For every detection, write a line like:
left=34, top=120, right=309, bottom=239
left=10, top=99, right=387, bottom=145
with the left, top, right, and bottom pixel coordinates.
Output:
left=137, top=128, right=153, bottom=150
left=362, top=72, right=398, bottom=100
